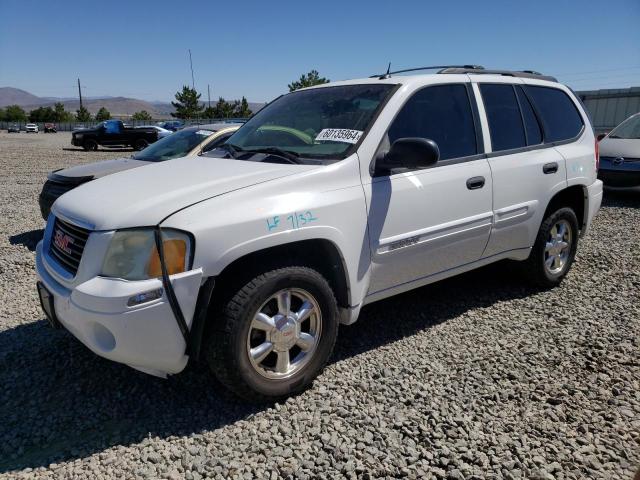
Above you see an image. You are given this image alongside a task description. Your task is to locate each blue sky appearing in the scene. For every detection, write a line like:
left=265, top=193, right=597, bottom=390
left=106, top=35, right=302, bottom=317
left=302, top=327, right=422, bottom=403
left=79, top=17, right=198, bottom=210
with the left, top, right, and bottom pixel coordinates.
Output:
left=1, top=0, right=639, bottom=103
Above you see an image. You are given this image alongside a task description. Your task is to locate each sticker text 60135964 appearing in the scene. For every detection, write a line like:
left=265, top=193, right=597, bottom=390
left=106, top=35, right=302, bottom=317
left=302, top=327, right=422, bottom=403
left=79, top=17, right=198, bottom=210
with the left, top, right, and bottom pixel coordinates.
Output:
left=266, top=211, right=318, bottom=232
left=315, top=129, right=363, bottom=144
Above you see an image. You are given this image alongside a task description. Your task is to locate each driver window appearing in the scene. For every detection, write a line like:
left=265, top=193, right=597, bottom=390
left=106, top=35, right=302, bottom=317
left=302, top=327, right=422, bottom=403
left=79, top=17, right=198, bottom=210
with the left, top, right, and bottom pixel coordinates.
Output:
left=386, top=84, right=477, bottom=161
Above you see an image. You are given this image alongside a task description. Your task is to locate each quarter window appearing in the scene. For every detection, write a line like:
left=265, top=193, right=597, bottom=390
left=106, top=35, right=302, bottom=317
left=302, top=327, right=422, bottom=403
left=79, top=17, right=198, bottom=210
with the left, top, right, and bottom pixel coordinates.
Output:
left=515, top=86, right=542, bottom=145
left=524, top=86, right=584, bottom=142
left=480, top=84, right=526, bottom=151
left=387, top=84, right=477, bottom=161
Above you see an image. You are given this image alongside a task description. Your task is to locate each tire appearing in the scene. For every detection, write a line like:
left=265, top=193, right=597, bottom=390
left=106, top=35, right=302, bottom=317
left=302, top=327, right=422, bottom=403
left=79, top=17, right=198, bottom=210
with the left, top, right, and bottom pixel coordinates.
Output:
left=205, top=266, right=339, bottom=402
left=82, top=139, right=98, bottom=151
left=522, top=207, right=579, bottom=288
left=133, top=138, right=148, bottom=150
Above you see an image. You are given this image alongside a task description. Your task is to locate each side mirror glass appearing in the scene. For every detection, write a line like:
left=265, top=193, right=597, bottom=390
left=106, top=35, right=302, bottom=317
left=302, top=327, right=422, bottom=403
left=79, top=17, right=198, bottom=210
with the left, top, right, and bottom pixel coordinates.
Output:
left=376, top=138, right=440, bottom=175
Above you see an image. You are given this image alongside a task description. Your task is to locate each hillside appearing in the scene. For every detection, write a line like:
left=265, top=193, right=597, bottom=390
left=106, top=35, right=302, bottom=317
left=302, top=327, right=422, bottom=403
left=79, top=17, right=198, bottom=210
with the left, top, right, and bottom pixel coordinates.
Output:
left=0, top=87, right=265, bottom=118
left=0, top=87, right=41, bottom=107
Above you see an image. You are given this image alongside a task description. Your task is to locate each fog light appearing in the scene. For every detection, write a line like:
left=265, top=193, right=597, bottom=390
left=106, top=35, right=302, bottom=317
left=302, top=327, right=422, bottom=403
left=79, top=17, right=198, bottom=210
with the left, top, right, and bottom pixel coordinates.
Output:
left=127, top=288, right=163, bottom=307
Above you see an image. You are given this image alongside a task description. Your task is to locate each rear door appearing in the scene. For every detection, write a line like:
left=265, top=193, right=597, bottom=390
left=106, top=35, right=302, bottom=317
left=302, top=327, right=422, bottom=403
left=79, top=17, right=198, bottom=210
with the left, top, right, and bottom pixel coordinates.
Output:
left=365, top=83, right=493, bottom=296
left=475, top=80, right=571, bottom=257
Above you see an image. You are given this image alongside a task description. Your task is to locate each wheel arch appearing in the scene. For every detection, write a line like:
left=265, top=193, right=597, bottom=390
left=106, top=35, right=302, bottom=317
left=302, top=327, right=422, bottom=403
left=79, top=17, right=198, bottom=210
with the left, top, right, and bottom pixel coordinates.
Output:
left=189, top=238, right=351, bottom=361
left=542, top=185, right=586, bottom=232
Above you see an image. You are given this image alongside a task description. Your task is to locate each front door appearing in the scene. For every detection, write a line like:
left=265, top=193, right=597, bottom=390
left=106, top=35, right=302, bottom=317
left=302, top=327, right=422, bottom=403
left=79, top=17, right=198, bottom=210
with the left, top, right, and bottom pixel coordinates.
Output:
left=364, top=83, right=493, bottom=297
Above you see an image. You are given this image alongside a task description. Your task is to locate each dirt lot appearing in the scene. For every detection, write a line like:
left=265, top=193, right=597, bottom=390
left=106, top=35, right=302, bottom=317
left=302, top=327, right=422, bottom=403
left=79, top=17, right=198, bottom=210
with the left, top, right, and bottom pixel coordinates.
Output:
left=0, top=132, right=638, bottom=479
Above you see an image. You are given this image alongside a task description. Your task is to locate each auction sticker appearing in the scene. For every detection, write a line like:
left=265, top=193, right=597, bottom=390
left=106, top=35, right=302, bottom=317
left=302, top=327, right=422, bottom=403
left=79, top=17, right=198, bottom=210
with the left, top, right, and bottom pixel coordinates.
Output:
left=195, top=130, right=214, bottom=136
left=315, top=128, right=363, bottom=144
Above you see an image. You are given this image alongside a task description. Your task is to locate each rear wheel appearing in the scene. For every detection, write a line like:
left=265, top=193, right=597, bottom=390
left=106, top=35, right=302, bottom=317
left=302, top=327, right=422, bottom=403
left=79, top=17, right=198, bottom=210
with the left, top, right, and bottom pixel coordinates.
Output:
left=82, top=139, right=98, bottom=151
left=205, top=266, right=339, bottom=402
left=133, top=138, right=148, bottom=150
left=523, top=207, right=579, bottom=288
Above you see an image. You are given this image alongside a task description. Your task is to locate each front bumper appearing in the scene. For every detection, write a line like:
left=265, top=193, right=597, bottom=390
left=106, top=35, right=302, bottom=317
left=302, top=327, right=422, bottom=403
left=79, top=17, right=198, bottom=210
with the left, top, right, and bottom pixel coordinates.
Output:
left=598, top=157, right=640, bottom=187
left=35, top=239, right=203, bottom=377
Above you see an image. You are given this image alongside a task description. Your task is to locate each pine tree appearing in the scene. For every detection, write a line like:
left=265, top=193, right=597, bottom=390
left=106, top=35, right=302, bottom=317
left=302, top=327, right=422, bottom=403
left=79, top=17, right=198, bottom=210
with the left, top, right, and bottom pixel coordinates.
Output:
left=288, top=70, right=329, bottom=92
left=132, top=110, right=153, bottom=121
left=95, top=107, right=111, bottom=121
left=234, top=97, right=252, bottom=117
left=171, top=86, right=204, bottom=119
left=76, top=106, right=92, bottom=122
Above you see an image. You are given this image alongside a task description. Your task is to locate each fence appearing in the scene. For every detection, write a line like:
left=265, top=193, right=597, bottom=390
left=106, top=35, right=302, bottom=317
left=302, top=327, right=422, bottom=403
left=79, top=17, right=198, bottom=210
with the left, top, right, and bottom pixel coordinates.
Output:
left=0, top=118, right=249, bottom=132
left=576, top=87, right=640, bottom=134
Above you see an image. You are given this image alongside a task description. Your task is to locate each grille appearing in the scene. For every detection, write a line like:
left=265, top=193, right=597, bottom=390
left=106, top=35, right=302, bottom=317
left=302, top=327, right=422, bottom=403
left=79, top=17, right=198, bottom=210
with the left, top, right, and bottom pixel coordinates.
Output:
left=600, top=156, right=640, bottom=164
left=49, top=217, right=90, bottom=276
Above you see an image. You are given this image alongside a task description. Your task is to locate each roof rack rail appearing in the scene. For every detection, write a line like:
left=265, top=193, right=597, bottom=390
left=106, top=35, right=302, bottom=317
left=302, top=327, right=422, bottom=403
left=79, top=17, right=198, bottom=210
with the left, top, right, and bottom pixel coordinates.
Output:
left=438, top=67, right=557, bottom=82
left=370, top=65, right=485, bottom=79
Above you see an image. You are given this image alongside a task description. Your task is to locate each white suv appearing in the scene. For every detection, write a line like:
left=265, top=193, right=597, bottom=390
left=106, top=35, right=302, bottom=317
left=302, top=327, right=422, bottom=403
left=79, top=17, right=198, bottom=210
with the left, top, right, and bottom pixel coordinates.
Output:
left=35, top=66, right=603, bottom=401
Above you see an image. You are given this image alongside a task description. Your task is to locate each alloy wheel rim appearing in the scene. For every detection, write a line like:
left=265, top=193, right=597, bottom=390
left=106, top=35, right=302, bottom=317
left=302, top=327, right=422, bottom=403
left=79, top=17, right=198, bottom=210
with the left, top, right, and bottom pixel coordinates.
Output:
left=544, top=219, right=572, bottom=275
left=246, top=288, right=322, bottom=379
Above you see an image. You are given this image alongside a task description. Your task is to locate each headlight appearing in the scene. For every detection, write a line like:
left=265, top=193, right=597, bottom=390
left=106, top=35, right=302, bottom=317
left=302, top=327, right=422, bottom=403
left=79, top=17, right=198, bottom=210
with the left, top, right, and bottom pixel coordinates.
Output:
left=101, top=229, right=192, bottom=280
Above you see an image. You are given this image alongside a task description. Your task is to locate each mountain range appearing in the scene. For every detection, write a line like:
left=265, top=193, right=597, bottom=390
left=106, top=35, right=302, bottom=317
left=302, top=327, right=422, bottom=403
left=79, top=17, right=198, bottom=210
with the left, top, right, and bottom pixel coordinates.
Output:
left=0, top=87, right=264, bottom=119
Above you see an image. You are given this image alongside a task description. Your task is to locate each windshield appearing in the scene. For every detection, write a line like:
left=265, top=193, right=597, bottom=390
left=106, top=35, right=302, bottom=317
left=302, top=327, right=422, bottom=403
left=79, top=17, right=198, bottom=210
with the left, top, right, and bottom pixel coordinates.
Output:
left=132, top=128, right=216, bottom=161
left=609, top=114, right=640, bottom=140
left=222, top=83, right=396, bottom=160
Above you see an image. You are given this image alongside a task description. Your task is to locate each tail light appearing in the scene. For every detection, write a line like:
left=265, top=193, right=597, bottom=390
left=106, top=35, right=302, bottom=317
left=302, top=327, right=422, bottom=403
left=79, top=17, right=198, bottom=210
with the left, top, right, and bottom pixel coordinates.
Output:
left=595, top=138, right=600, bottom=171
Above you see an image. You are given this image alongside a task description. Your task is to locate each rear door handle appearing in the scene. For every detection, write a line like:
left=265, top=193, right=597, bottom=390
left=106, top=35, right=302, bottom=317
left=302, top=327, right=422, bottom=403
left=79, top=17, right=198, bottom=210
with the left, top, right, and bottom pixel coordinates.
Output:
left=466, top=176, right=485, bottom=190
left=543, top=162, right=559, bottom=174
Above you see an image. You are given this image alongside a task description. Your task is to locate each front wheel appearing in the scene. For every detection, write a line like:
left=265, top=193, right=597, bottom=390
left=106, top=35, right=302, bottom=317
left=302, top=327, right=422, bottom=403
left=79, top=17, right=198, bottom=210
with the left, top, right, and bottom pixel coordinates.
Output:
left=522, top=207, right=579, bottom=288
left=206, top=267, right=339, bottom=402
left=82, top=139, right=98, bottom=151
left=133, top=138, right=148, bottom=150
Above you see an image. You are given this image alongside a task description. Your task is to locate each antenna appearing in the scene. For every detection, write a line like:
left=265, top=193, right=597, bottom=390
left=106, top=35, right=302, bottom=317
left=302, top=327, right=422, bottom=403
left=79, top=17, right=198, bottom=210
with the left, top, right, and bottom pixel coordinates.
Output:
left=188, top=49, right=195, bottom=90
left=380, top=62, right=392, bottom=79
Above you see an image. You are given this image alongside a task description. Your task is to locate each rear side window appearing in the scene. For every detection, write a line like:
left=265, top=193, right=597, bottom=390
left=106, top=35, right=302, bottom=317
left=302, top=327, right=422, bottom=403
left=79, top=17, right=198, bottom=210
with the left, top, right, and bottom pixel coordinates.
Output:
left=388, top=84, right=477, bottom=160
left=524, top=86, right=584, bottom=142
left=480, top=84, right=526, bottom=151
left=515, top=86, right=542, bottom=145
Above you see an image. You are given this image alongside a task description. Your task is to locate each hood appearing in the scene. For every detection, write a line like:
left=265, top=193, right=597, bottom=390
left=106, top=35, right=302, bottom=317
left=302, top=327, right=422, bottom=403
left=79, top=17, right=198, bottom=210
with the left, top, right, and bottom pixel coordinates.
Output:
left=53, top=158, right=150, bottom=180
left=53, top=155, right=318, bottom=230
left=599, top=137, right=640, bottom=158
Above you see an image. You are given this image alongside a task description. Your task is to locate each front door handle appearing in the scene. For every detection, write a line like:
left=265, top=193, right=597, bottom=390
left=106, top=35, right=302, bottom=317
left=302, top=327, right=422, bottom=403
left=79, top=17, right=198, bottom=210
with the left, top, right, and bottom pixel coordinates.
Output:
left=466, top=176, right=485, bottom=190
left=543, top=162, right=559, bottom=174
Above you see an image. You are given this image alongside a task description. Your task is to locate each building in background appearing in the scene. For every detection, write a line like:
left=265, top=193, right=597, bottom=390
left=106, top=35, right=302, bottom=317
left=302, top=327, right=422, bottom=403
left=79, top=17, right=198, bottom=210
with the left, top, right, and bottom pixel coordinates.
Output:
left=576, top=87, right=640, bottom=134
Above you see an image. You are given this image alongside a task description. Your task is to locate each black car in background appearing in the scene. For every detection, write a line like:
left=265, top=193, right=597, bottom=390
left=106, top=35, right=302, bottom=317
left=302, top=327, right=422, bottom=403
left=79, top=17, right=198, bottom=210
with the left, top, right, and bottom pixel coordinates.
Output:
left=71, top=120, right=160, bottom=151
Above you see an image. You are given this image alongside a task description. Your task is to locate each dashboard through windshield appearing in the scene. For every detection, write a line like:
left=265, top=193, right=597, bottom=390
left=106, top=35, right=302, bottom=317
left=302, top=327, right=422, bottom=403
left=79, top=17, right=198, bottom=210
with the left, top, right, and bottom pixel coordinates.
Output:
left=214, top=83, right=396, bottom=162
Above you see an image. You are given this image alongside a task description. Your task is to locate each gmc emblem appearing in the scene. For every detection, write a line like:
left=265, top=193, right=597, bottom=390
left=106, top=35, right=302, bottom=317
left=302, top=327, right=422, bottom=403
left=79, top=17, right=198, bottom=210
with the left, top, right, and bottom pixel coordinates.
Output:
left=54, top=229, right=74, bottom=254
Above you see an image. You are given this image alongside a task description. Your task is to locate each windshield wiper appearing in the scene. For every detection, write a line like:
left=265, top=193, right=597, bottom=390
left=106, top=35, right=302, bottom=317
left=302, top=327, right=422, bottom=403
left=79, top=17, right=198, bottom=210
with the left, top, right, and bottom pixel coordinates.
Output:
left=214, top=143, right=244, bottom=158
left=244, top=147, right=302, bottom=164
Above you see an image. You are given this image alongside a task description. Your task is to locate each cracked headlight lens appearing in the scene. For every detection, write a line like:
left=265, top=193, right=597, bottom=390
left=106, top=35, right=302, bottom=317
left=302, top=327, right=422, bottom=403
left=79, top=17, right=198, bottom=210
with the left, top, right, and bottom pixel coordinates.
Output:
left=101, top=229, right=192, bottom=280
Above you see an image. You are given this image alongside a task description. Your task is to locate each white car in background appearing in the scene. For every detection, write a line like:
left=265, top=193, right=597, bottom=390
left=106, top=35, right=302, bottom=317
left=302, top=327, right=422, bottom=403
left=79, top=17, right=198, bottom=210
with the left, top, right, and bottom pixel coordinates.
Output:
left=142, top=125, right=172, bottom=139
left=25, top=123, right=39, bottom=133
left=36, top=66, right=602, bottom=401
left=38, top=123, right=240, bottom=219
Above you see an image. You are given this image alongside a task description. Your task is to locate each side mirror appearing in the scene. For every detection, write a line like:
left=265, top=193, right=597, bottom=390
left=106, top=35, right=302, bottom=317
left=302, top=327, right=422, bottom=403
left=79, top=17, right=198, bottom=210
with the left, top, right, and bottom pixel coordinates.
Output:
left=376, top=138, right=440, bottom=174
left=596, top=133, right=607, bottom=141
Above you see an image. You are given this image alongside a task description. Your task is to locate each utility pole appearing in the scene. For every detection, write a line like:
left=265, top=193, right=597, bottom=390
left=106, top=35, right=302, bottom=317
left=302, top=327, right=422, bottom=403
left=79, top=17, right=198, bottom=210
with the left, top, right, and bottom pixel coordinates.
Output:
left=207, top=84, right=211, bottom=109
left=188, top=49, right=195, bottom=90
left=77, top=78, right=83, bottom=109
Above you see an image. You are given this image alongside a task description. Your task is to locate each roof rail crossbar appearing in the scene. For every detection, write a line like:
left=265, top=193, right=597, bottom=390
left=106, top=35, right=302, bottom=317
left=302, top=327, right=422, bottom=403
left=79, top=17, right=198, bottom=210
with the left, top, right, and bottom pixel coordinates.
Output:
left=370, top=65, right=485, bottom=79
left=438, top=67, right=557, bottom=82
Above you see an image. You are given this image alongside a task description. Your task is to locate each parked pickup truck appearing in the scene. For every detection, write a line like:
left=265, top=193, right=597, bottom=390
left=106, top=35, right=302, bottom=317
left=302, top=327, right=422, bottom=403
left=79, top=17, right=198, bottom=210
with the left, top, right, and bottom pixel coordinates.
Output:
left=71, top=120, right=160, bottom=151
left=36, top=66, right=603, bottom=401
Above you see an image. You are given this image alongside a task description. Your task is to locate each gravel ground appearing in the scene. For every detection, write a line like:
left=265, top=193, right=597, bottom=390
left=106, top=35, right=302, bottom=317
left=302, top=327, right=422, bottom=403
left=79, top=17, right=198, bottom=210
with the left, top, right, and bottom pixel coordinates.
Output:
left=0, top=132, right=638, bottom=479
